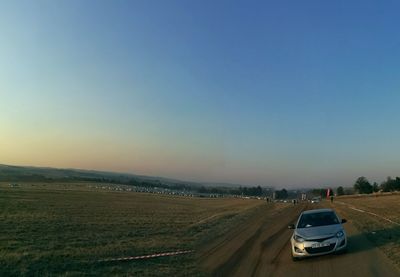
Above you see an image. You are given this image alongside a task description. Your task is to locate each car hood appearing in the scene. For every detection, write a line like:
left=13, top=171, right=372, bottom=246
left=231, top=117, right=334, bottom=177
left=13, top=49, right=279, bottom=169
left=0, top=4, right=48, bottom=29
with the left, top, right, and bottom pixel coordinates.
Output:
left=295, top=224, right=343, bottom=239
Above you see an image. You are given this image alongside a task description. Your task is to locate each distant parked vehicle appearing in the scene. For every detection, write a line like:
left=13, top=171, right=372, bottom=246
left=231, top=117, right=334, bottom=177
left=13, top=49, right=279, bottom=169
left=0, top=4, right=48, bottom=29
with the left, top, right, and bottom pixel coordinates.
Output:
left=310, top=197, right=320, bottom=204
left=288, top=208, right=347, bottom=260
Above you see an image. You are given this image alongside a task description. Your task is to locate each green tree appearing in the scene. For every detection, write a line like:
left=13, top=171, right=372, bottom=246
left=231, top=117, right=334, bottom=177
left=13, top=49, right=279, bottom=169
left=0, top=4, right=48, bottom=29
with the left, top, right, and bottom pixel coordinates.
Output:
left=372, top=182, right=379, bottom=192
left=312, top=188, right=326, bottom=198
left=395, top=177, right=400, bottom=191
left=336, top=186, right=345, bottom=196
left=256, top=185, right=262, bottom=196
left=354, top=176, right=373, bottom=194
left=381, top=177, right=393, bottom=192
left=275, top=189, right=288, bottom=199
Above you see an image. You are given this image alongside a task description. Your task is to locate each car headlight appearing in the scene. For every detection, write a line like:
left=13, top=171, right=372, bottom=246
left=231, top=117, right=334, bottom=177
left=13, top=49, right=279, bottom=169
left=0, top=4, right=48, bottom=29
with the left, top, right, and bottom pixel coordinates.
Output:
left=336, top=231, right=344, bottom=238
left=294, top=234, right=305, bottom=242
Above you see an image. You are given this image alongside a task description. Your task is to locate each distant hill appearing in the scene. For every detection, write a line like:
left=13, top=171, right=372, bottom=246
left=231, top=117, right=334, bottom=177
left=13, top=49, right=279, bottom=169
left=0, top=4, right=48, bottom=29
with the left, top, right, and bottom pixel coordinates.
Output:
left=0, top=164, right=278, bottom=193
left=0, top=164, right=196, bottom=186
left=0, top=164, right=282, bottom=197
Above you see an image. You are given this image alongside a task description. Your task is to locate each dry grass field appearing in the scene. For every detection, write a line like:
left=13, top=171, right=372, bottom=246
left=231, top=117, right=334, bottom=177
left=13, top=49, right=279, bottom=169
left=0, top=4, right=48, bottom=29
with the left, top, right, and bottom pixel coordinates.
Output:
left=0, top=183, right=266, bottom=276
left=331, top=194, right=400, bottom=269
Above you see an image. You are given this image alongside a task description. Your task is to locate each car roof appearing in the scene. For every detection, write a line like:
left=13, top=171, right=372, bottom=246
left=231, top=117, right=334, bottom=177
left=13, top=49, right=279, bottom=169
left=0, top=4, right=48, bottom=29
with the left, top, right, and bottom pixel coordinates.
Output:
left=302, top=208, right=334, bottom=215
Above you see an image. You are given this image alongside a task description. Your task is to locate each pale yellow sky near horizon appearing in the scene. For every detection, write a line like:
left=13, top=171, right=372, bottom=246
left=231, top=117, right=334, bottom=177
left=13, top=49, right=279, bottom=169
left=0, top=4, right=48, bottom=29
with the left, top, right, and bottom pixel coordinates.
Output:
left=0, top=118, right=233, bottom=182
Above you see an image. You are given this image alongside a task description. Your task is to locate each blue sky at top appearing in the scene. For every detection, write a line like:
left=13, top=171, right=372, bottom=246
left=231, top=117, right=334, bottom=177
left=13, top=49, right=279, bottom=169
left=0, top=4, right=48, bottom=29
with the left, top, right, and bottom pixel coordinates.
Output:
left=1, top=0, right=400, bottom=187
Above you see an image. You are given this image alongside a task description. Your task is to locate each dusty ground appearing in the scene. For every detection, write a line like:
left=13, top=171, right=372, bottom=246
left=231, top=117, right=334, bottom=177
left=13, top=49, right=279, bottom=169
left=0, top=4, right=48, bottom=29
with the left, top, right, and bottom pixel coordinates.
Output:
left=199, top=201, right=400, bottom=277
left=0, top=183, right=263, bottom=276
left=2, top=183, right=399, bottom=276
left=332, top=195, right=400, bottom=270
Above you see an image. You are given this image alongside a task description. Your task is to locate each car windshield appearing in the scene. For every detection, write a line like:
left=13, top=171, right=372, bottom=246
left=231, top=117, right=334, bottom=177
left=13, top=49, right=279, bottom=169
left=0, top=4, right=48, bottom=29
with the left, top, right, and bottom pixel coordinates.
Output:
left=297, top=211, right=339, bottom=228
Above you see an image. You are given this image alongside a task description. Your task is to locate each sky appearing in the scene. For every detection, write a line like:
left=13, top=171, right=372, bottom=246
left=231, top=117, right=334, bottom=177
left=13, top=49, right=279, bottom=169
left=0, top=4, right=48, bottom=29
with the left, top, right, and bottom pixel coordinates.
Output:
left=1, top=0, right=400, bottom=188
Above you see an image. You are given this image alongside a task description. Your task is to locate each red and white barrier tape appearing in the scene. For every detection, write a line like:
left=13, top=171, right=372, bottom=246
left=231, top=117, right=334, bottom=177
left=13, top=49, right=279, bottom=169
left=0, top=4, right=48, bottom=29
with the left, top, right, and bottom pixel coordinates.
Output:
left=336, top=201, right=400, bottom=226
left=99, top=250, right=194, bottom=262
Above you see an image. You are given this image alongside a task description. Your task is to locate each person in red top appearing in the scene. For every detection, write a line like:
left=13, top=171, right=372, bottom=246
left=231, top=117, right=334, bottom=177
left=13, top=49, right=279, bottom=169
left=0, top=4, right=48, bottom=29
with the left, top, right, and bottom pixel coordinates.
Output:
left=327, top=188, right=334, bottom=202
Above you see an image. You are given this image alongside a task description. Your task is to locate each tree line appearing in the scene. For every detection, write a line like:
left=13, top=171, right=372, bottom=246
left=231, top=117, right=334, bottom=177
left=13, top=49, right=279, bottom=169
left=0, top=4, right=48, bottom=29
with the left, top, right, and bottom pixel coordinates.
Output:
left=335, top=176, right=400, bottom=195
left=197, top=185, right=270, bottom=197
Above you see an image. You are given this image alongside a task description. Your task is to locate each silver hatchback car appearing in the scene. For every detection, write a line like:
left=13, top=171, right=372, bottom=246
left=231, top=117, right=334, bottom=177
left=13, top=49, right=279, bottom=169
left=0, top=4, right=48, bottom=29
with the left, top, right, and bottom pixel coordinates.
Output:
left=288, top=208, right=347, bottom=260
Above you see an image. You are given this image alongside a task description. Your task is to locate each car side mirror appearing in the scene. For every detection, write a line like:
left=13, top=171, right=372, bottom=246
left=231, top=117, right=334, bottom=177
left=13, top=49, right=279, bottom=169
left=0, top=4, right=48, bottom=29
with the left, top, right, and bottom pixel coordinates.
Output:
left=341, top=219, right=347, bottom=223
left=288, top=224, right=295, bottom=229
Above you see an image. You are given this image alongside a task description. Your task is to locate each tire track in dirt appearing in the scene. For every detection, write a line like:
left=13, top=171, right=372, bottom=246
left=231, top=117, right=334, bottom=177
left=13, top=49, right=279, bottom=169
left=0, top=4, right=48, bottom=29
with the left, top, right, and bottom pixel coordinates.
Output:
left=264, top=202, right=400, bottom=277
left=197, top=205, right=271, bottom=261
left=211, top=219, right=268, bottom=276
left=249, top=224, right=289, bottom=276
left=200, top=203, right=305, bottom=276
left=250, top=204, right=308, bottom=277
left=200, top=201, right=400, bottom=277
left=198, top=204, right=291, bottom=262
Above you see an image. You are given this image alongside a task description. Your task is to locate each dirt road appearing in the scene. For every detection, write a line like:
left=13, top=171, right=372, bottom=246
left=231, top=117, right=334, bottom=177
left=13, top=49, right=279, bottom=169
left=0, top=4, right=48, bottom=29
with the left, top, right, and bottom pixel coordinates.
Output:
left=199, top=202, right=399, bottom=277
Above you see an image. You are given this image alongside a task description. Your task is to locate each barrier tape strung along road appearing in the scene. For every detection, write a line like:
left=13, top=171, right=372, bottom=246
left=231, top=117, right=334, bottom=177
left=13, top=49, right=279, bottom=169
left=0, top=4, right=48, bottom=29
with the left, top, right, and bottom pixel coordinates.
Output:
left=336, top=201, right=400, bottom=226
left=99, top=250, right=194, bottom=262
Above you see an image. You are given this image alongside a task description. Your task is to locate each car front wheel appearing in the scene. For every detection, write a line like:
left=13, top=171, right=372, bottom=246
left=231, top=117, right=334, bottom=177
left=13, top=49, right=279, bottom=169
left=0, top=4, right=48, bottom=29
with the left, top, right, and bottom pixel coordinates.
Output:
left=291, top=253, right=300, bottom=261
left=335, top=248, right=347, bottom=255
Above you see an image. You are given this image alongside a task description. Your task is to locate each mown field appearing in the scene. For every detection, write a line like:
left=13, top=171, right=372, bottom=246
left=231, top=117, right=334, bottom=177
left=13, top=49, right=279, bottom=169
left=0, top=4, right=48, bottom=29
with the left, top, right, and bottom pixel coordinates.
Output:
left=332, top=194, right=400, bottom=269
left=0, top=183, right=267, bottom=276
